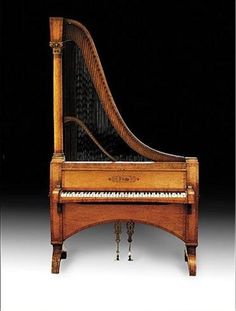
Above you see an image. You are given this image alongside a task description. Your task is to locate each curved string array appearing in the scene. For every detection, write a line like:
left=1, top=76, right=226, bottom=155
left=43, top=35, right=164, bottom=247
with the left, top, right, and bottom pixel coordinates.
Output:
left=64, top=116, right=116, bottom=161
left=63, top=19, right=185, bottom=162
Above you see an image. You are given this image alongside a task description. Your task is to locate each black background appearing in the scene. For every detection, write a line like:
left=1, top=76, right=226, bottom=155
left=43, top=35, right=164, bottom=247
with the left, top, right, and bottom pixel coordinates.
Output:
left=1, top=1, right=234, bottom=199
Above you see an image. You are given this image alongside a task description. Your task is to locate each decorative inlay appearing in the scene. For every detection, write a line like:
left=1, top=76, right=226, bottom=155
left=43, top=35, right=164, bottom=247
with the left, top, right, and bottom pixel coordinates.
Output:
left=108, top=176, right=139, bottom=183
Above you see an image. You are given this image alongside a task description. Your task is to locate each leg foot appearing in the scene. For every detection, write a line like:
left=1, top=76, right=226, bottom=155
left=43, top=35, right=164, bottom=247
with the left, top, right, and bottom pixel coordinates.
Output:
left=185, top=246, right=197, bottom=276
left=51, top=244, right=66, bottom=273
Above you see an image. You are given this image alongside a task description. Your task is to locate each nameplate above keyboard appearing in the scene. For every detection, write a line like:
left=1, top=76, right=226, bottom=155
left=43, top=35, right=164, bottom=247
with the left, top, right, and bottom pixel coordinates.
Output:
left=61, top=163, right=186, bottom=191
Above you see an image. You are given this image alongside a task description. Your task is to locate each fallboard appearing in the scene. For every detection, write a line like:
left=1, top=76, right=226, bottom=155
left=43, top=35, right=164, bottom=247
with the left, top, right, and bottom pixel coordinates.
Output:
left=61, top=162, right=187, bottom=191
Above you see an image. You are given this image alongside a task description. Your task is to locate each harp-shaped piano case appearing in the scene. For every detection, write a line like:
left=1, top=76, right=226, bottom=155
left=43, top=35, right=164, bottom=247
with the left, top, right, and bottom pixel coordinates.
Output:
left=49, top=17, right=199, bottom=275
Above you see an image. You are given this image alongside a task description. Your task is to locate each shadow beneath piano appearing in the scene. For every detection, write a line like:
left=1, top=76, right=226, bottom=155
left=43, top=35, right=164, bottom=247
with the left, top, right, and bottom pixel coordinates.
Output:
left=62, top=222, right=185, bottom=273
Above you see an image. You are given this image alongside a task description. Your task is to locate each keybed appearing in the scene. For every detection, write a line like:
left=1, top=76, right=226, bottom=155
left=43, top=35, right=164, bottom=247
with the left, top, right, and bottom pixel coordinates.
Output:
left=60, top=191, right=187, bottom=199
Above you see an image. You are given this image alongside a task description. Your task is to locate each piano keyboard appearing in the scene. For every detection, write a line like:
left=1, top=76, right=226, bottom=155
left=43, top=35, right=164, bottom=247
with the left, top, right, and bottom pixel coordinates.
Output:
left=61, top=191, right=187, bottom=198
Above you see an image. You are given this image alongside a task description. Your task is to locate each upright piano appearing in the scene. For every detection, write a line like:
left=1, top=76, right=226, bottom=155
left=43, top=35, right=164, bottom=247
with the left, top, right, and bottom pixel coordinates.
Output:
left=49, top=17, right=199, bottom=275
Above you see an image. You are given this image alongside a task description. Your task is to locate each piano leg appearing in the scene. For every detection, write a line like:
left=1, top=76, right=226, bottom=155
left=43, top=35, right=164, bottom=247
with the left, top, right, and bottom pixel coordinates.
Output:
left=51, top=244, right=67, bottom=274
left=185, top=246, right=197, bottom=276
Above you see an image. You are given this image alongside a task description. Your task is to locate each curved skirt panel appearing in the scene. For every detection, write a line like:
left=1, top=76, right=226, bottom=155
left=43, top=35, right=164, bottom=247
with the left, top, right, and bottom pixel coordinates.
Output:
left=62, top=203, right=186, bottom=241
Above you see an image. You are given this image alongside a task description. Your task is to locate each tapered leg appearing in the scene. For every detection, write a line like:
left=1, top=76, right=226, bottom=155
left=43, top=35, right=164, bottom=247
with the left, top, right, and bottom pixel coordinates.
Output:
left=51, top=244, right=67, bottom=274
left=185, top=246, right=197, bottom=276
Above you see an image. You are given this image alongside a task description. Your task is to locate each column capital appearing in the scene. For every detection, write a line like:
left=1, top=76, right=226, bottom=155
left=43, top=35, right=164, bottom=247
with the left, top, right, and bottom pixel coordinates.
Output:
left=49, top=41, right=63, bottom=54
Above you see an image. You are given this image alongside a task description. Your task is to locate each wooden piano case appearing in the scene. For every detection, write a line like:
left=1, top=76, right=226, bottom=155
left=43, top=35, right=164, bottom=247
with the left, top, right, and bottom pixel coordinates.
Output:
left=49, top=17, right=199, bottom=275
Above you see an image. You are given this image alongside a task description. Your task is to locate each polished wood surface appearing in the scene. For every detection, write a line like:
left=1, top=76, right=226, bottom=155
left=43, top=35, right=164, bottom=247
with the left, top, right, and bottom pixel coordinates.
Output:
left=49, top=17, right=199, bottom=275
left=62, top=164, right=186, bottom=191
left=63, top=203, right=186, bottom=240
left=49, top=17, right=64, bottom=156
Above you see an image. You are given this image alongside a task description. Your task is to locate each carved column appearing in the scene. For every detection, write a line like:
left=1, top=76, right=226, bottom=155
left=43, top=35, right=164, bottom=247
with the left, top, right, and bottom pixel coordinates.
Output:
left=49, top=17, right=64, bottom=158
left=49, top=41, right=64, bottom=157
